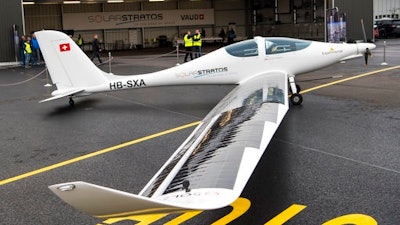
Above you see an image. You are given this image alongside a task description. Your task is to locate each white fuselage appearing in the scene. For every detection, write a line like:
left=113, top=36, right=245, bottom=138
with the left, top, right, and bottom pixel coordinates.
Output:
left=83, top=37, right=373, bottom=96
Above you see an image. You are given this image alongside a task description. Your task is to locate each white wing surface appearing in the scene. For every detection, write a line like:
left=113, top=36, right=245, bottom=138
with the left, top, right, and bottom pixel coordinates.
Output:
left=49, top=72, right=289, bottom=218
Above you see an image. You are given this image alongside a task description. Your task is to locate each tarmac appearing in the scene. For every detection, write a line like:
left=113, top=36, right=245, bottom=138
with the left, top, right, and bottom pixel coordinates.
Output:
left=0, top=39, right=399, bottom=225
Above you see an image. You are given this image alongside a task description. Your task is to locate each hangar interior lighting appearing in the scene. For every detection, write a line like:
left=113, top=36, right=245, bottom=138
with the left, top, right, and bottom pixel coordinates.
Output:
left=63, top=0, right=81, bottom=4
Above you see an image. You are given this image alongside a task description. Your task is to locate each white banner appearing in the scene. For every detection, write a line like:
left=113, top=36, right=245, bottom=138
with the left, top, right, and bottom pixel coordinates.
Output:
left=63, top=9, right=214, bottom=30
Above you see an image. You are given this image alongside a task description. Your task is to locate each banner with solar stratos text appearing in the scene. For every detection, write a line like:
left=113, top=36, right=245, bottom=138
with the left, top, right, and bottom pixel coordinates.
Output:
left=63, top=9, right=214, bottom=30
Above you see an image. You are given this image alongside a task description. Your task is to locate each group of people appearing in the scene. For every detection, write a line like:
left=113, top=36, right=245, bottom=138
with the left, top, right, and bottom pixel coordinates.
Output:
left=218, top=28, right=236, bottom=44
left=19, top=29, right=238, bottom=67
left=19, top=33, right=40, bottom=68
left=183, top=29, right=204, bottom=63
left=19, top=32, right=103, bottom=68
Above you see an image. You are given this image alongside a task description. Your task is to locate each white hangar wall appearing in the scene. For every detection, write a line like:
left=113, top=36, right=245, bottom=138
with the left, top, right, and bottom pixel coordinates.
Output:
left=374, top=0, right=400, bottom=19
left=23, top=0, right=249, bottom=50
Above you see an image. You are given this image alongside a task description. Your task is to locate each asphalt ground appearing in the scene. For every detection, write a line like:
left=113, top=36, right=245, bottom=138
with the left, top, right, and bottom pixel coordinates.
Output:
left=0, top=39, right=399, bottom=225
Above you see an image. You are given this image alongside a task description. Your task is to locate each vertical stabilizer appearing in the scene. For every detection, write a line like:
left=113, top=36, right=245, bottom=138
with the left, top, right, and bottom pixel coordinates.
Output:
left=35, top=30, right=108, bottom=91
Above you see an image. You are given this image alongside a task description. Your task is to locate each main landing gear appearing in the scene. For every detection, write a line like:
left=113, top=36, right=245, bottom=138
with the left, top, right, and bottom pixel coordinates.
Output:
left=289, top=76, right=303, bottom=105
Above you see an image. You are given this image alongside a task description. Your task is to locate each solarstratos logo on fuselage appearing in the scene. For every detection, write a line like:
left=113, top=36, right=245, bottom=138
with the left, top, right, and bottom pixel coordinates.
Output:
left=176, top=67, right=229, bottom=78
left=322, top=47, right=344, bottom=55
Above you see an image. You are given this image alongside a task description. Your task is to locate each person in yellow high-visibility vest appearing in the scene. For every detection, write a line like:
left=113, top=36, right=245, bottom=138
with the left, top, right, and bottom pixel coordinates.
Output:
left=183, top=30, right=193, bottom=62
left=193, top=29, right=202, bottom=58
left=24, top=36, right=33, bottom=68
left=76, top=34, right=84, bottom=50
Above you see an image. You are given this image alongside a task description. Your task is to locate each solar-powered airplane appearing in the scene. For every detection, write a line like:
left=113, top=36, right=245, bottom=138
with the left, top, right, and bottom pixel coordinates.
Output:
left=36, top=30, right=375, bottom=219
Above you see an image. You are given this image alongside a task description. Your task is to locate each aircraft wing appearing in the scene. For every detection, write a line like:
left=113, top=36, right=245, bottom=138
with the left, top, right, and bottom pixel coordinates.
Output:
left=49, top=72, right=289, bottom=218
left=39, top=89, right=85, bottom=103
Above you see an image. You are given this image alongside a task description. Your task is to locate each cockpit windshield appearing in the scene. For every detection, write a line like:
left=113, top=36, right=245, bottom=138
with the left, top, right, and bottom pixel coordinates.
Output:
left=224, top=37, right=311, bottom=57
left=225, top=40, right=258, bottom=57
left=265, top=38, right=311, bottom=54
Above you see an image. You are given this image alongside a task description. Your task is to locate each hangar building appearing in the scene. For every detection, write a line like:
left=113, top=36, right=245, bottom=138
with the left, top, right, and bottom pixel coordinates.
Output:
left=1, top=0, right=374, bottom=63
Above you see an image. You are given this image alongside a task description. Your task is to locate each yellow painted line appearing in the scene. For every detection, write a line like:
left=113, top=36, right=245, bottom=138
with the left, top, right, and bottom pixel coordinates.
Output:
left=164, top=211, right=203, bottom=225
left=0, top=121, right=200, bottom=186
left=99, top=213, right=169, bottom=225
left=300, top=65, right=400, bottom=94
left=322, top=214, right=378, bottom=225
left=212, top=197, right=251, bottom=225
left=99, top=213, right=167, bottom=224
left=264, top=204, right=307, bottom=225
left=122, top=214, right=168, bottom=225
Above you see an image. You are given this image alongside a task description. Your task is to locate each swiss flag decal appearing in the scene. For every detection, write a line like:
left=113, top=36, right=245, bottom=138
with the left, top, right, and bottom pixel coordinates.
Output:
left=59, top=43, right=71, bottom=52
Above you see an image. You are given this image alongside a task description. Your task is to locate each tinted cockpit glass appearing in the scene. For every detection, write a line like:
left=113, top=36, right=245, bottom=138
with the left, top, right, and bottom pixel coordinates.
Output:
left=265, top=38, right=311, bottom=54
left=225, top=40, right=258, bottom=57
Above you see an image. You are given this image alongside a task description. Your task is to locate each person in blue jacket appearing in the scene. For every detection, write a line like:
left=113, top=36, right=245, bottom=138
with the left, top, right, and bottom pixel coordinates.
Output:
left=31, top=32, right=41, bottom=65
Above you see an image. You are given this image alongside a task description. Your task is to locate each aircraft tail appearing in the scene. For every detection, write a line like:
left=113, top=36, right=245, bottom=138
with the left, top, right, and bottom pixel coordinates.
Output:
left=35, top=30, right=108, bottom=93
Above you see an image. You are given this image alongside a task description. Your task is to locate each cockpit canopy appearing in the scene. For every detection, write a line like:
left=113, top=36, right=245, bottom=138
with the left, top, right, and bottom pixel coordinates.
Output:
left=265, top=38, right=311, bottom=54
left=224, top=39, right=259, bottom=57
left=225, top=37, right=312, bottom=57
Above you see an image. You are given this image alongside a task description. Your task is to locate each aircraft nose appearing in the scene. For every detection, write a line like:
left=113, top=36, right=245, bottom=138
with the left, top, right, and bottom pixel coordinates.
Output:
left=358, top=42, right=376, bottom=53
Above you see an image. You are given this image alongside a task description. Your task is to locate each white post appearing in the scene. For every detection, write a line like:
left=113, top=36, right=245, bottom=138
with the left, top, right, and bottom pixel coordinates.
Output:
left=108, top=52, right=112, bottom=73
left=176, top=44, right=180, bottom=66
left=381, top=40, right=388, bottom=65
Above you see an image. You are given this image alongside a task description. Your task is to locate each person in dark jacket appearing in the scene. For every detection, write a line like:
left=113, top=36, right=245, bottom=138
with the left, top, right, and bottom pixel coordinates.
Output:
left=227, top=28, right=236, bottom=44
left=19, top=35, right=26, bottom=66
left=364, top=48, right=372, bottom=66
left=90, top=34, right=102, bottom=64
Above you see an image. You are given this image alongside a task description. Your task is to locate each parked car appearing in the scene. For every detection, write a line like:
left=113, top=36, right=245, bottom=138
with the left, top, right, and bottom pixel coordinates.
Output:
left=375, top=19, right=400, bottom=38
left=374, top=26, right=379, bottom=39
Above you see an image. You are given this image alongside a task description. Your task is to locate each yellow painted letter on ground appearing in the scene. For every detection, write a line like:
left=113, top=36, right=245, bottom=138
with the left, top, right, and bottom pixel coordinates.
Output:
left=322, top=214, right=378, bottom=225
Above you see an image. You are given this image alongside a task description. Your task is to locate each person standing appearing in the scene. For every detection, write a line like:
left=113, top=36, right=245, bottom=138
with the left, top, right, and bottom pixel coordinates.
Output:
left=193, top=29, right=202, bottom=58
left=364, top=48, right=372, bottom=66
left=24, top=36, right=33, bottom=68
left=218, top=28, right=226, bottom=43
left=19, top=35, right=26, bottom=66
left=183, top=31, right=193, bottom=62
left=227, top=28, right=236, bottom=44
left=90, top=34, right=102, bottom=64
left=31, top=33, right=41, bottom=65
left=76, top=34, right=84, bottom=50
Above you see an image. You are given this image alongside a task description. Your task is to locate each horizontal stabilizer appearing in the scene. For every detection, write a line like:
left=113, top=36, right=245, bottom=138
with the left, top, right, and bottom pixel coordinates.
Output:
left=49, top=181, right=235, bottom=218
left=39, top=89, right=84, bottom=103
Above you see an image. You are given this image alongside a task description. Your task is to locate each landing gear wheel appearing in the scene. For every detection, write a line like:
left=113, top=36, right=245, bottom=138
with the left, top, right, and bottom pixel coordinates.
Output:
left=69, top=98, right=75, bottom=107
left=290, top=93, right=303, bottom=105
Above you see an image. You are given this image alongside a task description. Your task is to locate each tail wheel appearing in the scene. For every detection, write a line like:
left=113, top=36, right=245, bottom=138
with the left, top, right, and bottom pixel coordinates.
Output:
left=290, top=93, right=303, bottom=105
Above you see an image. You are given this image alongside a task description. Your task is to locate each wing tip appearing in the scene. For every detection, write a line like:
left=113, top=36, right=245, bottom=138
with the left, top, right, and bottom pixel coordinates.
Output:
left=49, top=181, right=238, bottom=218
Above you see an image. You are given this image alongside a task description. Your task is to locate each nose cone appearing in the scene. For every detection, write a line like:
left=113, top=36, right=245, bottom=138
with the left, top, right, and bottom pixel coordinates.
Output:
left=358, top=42, right=376, bottom=53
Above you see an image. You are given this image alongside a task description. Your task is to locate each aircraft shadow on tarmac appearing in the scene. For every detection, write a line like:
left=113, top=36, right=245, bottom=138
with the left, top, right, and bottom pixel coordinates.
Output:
left=44, top=98, right=101, bottom=117
left=43, top=96, right=217, bottom=120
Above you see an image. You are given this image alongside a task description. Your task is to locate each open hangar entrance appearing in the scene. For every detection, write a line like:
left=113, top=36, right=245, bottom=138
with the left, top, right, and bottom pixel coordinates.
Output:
left=1, top=0, right=374, bottom=62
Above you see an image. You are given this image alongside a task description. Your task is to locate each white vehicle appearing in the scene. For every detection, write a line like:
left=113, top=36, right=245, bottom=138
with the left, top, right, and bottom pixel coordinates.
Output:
left=36, top=30, right=375, bottom=219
